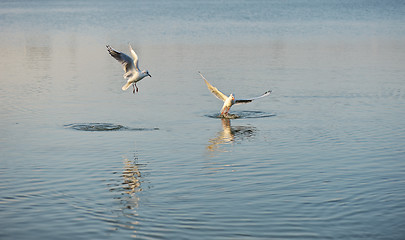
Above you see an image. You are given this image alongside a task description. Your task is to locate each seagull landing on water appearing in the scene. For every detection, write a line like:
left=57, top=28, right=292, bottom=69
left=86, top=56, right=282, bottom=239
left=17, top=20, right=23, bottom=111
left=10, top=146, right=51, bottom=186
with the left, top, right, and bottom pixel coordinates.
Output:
left=106, top=44, right=151, bottom=93
left=198, top=72, right=272, bottom=116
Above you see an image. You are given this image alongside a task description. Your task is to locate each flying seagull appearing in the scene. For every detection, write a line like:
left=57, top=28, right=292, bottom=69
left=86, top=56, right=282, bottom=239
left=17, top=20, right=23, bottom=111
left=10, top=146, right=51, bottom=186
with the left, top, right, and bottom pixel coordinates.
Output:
left=199, top=72, right=271, bottom=116
left=106, top=44, right=151, bottom=93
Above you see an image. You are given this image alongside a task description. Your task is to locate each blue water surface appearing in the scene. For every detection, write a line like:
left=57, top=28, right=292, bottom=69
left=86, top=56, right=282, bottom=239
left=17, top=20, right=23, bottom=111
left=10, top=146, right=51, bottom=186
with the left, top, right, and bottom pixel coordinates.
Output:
left=1, top=0, right=405, bottom=239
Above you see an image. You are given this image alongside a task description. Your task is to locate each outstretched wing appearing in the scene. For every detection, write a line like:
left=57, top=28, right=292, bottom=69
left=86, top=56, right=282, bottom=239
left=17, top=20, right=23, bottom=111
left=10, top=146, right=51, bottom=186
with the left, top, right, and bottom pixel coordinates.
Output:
left=128, top=44, right=139, bottom=71
left=106, top=45, right=136, bottom=73
left=198, top=72, right=228, bottom=102
left=234, top=90, right=272, bottom=105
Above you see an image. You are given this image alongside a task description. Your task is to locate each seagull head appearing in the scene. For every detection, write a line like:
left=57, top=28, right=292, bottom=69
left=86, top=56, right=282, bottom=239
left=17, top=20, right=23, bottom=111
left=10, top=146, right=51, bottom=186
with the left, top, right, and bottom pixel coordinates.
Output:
left=142, top=70, right=152, bottom=78
left=230, top=93, right=235, bottom=102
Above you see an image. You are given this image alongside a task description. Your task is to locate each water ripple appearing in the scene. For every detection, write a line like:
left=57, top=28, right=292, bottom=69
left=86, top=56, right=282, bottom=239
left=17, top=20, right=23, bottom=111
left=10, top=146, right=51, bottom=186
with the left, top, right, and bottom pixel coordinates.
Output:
left=64, top=123, right=159, bottom=132
left=206, top=110, right=276, bottom=119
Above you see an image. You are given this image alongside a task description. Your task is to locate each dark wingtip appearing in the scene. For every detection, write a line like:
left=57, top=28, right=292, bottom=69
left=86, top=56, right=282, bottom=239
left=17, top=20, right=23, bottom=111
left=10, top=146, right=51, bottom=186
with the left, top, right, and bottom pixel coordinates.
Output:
left=106, top=45, right=112, bottom=52
left=106, top=45, right=115, bottom=56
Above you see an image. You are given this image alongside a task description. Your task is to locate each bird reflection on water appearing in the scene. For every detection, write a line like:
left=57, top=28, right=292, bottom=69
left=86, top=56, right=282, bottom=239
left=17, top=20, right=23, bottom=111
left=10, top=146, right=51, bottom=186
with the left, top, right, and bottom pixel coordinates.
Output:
left=207, top=118, right=257, bottom=154
left=122, top=158, right=142, bottom=195
left=119, top=156, right=144, bottom=210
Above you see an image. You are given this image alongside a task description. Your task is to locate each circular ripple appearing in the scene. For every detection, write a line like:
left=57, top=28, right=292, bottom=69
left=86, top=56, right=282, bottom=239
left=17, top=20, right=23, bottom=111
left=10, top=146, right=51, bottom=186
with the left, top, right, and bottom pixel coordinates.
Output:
left=64, top=123, right=159, bottom=132
left=206, top=111, right=276, bottom=119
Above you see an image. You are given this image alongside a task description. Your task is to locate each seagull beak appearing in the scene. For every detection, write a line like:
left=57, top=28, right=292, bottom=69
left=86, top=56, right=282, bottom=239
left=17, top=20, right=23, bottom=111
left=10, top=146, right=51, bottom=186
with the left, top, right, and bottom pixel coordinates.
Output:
left=148, top=73, right=152, bottom=77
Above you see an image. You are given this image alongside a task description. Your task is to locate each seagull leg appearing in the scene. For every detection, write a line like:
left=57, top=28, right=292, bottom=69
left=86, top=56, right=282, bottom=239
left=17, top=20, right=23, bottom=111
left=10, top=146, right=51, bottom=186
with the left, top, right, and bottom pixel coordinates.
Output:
left=135, top=83, right=139, bottom=93
left=132, top=84, right=136, bottom=94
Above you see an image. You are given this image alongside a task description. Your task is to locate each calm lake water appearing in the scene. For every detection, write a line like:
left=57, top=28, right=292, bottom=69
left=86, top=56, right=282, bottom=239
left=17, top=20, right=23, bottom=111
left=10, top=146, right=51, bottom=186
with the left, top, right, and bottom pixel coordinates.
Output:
left=1, top=0, right=405, bottom=239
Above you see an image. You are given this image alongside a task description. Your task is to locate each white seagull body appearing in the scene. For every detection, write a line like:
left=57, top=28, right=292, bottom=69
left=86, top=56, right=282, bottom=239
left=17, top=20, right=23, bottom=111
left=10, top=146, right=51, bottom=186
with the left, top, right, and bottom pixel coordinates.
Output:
left=106, top=44, right=151, bottom=93
left=199, top=72, right=271, bottom=116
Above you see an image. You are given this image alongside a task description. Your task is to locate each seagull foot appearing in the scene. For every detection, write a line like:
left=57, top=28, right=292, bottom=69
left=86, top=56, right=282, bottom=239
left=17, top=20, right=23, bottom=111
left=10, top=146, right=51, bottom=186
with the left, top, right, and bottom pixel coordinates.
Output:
left=132, top=84, right=138, bottom=94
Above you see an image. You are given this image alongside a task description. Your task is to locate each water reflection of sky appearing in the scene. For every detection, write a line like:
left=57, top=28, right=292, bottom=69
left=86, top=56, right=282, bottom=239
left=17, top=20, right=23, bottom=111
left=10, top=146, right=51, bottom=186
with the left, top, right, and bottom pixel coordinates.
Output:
left=1, top=1, right=405, bottom=239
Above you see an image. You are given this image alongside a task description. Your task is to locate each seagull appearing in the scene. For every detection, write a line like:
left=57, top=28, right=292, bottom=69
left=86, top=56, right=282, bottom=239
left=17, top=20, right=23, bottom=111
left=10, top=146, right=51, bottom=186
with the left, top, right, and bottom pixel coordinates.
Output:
left=106, top=44, right=151, bottom=93
left=199, top=72, right=271, bottom=116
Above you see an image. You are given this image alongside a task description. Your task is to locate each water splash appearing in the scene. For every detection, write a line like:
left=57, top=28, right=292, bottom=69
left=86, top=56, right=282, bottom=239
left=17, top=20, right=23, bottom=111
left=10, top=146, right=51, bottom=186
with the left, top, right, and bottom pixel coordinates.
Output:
left=64, top=123, right=159, bottom=132
left=206, top=111, right=276, bottom=119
